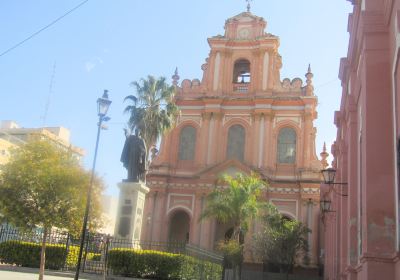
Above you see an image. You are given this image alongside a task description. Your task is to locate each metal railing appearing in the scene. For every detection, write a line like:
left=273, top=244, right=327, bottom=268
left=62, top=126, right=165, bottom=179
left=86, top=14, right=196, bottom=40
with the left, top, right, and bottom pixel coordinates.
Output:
left=0, top=225, right=223, bottom=279
left=233, top=83, right=249, bottom=93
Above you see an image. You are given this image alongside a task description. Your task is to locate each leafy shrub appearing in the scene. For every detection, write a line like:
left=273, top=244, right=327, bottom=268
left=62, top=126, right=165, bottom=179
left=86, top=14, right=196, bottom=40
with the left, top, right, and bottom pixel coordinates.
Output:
left=217, top=239, right=243, bottom=269
left=63, top=245, right=101, bottom=267
left=108, top=248, right=222, bottom=279
left=65, top=245, right=79, bottom=267
left=0, top=240, right=67, bottom=269
left=0, top=241, right=101, bottom=270
left=89, top=253, right=102, bottom=261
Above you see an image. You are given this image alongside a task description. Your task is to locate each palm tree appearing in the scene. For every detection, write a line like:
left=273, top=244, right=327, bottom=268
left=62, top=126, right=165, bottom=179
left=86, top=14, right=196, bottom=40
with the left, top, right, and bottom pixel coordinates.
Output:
left=200, top=172, right=268, bottom=280
left=124, top=75, right=180, bottom=155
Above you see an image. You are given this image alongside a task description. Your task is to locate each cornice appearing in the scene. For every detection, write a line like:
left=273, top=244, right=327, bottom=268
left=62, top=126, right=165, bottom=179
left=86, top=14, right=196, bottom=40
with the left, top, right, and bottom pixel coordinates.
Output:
left=146, top=180, right=321, bottom=195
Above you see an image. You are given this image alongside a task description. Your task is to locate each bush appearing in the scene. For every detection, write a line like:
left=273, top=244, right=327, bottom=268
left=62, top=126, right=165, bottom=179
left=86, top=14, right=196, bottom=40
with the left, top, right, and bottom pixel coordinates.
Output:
left=90, top=253, right=102, bottom=261
left=217, top=239, right=243, bottom=269
left=61, top=245, right=100, bottom=268
left=108, top=248, right=222, bottom=279
left=0, top=241, right=103, bottom=270
left=0, top=240, right=67, bottom=269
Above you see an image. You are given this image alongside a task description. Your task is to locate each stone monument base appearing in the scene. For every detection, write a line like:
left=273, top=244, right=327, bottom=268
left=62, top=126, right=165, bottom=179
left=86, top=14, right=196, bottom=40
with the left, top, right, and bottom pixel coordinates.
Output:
left=114, top=181, right=149, bottom=247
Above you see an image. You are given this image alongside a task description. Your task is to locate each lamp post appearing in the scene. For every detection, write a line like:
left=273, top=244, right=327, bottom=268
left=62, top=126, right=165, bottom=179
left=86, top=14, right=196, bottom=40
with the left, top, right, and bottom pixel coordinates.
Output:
left=320, top=168, right=348, bottom=197
left=321, top=168, right=336, bottom=185
left=75, top=90, right=111, bottom=280
left=320, top=199, right=332, bottom=213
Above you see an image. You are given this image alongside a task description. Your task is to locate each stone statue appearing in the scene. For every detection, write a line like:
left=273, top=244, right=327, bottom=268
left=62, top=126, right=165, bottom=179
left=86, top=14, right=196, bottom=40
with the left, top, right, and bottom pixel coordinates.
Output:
left=120, top=129, right=147, bottom=182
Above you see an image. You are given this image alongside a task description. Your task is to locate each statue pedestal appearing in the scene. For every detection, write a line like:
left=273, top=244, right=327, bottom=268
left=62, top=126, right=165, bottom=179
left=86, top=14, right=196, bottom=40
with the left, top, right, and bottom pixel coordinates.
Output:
left=114, top=181, right=149, bottom=244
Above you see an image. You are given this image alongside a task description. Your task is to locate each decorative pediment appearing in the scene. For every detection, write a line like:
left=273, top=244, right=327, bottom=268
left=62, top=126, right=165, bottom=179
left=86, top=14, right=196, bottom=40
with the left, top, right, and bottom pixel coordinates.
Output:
left=224, top=12, right=267, bottom=40
left=225, top=12, right=265, bottom=23
left=196, top=158, right=255, bottom=179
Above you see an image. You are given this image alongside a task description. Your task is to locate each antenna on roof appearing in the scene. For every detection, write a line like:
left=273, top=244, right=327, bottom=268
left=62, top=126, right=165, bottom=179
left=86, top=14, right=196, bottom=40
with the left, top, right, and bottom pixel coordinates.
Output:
left=41, top=61, right=56, bottom=126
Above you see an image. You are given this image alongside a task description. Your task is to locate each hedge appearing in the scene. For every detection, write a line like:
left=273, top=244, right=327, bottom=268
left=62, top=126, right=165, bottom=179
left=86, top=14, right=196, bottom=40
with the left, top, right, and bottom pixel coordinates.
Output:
left=108, top=248, right=222, bottom=279
left=0, top=241, right=100, bottom=269
left=0, top=240, right=67, bottom=269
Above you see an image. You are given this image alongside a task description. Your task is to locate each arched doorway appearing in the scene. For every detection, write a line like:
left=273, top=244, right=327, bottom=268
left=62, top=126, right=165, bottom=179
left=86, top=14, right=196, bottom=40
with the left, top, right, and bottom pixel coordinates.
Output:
left=168, top=210, right=191, bottom=243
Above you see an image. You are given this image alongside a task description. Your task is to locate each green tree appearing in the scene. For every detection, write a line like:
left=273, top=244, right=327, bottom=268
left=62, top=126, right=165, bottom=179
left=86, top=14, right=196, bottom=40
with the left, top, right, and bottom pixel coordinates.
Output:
left=0, top=140, right=104, bottom=280
left=124, top=75, right=180, bottom=155
left=255, top=207, right=310, bottom=280
left=200, top=172, right=268, bottom=280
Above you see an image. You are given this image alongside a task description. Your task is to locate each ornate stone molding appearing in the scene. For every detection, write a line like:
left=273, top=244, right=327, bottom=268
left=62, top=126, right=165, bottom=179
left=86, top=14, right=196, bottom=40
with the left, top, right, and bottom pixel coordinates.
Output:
left=268, top=187, right=300, bottom=194
left=178, top=114, right=202, bottom=127
left=301, top=187, right=320, bottom=195
left=223, top=114, right=252, bottom=126
left=147, top=181, right=214, bottom=190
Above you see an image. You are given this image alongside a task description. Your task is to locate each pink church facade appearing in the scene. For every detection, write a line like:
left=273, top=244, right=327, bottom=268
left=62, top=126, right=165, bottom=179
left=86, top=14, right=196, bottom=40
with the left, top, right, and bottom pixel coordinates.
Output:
left=141, top=11, right=324, bottom=273
left=322, top=0, right=400, bottom=279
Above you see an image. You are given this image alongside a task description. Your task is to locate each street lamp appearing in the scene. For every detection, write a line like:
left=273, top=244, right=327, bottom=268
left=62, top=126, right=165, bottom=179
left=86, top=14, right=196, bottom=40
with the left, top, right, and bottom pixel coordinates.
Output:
left=321, top=168, right=336, bottom=185
left=320, top=199, right=332, bottom=213
left=320, top=168, right=348, bottom=197
left=75, top=90, right=111, bottom=280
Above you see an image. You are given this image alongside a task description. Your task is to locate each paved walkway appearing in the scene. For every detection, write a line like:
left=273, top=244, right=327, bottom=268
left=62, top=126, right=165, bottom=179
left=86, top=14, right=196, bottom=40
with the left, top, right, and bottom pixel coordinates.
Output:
left=0, top=265, right=102, bottom=280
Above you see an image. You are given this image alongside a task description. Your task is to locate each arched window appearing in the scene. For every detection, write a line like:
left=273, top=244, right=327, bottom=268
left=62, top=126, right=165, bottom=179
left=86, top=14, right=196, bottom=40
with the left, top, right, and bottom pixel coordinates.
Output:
left=277, top=128, right=296, bottom=164
left=226, top=124, right=245, bottom=161
left=233, top=59, right=251, bottom=83
left=178, top=126, right=196, bottom=160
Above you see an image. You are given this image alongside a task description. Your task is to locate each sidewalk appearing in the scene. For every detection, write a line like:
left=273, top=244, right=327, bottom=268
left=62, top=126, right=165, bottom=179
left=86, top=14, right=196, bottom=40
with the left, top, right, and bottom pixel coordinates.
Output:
left=0, top=264, right=102, bottom=280
left=0, top=264, right=144, bottom=280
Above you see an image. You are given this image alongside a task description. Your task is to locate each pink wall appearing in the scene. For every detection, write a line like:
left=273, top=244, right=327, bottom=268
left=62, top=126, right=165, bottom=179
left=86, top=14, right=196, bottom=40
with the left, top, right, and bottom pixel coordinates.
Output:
left=323, top=1, right=400, bottom=279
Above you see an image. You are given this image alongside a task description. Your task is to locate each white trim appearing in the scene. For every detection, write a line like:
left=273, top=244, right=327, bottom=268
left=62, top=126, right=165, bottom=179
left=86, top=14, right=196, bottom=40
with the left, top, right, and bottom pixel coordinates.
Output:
left=358, top=105, right=363, bottom=259
left=222, top=105, right=252, bottom=110
left=348, top=77, right=352, bottom=95
left=205, top=104, right=221, bottom=109
left=269, top=198, right=299, bottom=219
left=278, top=210, right=297, bottom=220
left=167, top=205, right=193, bottom=218
left=180, top=106, right=204, bottom=110
left=272, top=106, right=305, bottom=110
left=207, top=116, right=214, bottom=164
left=167, top=193, right=195, bottom=217
left=210, top=44, right=276, bottom=49
left=179, top=105, right=305, bottom=111
left=258, top=115, right=265, bottom=167
left=262, top=52, right=270, bottom=90
left=213, top=52, right=221, bottom=91
left=224, top=113, right=251, bottom=116
left=391, top=16, right=400, bottom=250
left=255, top=104, right=272, bottom=109
left=274, top=113, right=302, bottom=117
left=273, top=175, right=297, bottom=179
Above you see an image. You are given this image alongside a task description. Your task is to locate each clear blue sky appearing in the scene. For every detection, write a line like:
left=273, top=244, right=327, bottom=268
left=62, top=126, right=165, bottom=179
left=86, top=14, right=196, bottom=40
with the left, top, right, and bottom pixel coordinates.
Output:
left=0, top=0, right=353, bottom=196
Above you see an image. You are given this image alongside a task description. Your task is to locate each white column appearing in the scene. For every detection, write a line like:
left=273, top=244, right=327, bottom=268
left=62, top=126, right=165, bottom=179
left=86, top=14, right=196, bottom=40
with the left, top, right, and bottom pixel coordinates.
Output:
left=262, top=52, right=270, bottom=91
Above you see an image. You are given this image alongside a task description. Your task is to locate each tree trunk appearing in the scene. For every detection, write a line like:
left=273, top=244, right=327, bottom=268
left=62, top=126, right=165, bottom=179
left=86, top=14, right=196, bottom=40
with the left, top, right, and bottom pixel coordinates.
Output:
left=38, top=227, right=48, bottom=280
left=229, top=225, right=243, bottom=280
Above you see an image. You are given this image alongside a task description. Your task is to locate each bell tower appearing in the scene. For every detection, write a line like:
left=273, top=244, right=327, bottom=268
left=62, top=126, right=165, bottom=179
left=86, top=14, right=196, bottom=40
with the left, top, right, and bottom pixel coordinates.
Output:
left=202, top=12, right=281, bottom=95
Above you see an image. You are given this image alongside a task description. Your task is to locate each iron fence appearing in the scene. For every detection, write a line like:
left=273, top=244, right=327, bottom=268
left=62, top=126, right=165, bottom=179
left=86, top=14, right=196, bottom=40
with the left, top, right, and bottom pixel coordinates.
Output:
left=0, top=225, right=223, bottom=279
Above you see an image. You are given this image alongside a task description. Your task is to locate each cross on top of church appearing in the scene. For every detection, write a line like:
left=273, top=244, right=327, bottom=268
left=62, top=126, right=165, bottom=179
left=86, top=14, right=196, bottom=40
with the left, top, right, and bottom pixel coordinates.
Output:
left=246, top=0, right=253, bottom=12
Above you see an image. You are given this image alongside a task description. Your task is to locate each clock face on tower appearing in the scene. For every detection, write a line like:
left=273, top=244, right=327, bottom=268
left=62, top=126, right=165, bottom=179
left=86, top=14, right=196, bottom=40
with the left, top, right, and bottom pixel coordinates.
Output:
left=238, top=28, right=250, bottom=39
